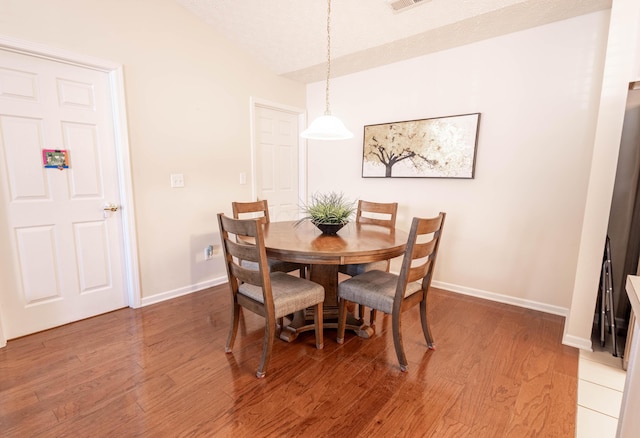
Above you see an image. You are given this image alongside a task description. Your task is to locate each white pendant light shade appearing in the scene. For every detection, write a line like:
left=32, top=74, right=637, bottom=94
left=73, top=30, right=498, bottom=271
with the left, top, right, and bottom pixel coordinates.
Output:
left=301, top=114, right=353, bottom=140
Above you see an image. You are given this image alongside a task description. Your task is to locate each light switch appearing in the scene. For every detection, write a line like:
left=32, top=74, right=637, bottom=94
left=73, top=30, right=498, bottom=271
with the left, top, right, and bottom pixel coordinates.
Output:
left=239, top=172, right=247, bottom=185
left=170, top=173, right=184, bottom=188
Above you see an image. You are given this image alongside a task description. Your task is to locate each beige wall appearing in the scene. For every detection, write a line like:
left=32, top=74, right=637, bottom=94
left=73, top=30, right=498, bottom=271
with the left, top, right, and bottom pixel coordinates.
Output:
left=0, top=0, right=306, bottom=306
left=304, top=11, right=609, bottom=321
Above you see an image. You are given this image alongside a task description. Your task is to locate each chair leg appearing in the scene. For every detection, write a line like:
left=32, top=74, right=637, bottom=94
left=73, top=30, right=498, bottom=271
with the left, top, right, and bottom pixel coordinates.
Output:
left=370, top=309, right=377, bottom=326
left=225, top=302, right=241, bottom=353
left=314, top=302, right=324, bottom=349
left=357, top=305, right=377, bottom=325
left=392, top=312, right=408, bottom=372
left=419, top=298, right=435, bottom=349
left=256, top=318, right=275, bottom=379
left=277, top=317, right=284, bottom=331
left=337, top=298, right=348, bottom=344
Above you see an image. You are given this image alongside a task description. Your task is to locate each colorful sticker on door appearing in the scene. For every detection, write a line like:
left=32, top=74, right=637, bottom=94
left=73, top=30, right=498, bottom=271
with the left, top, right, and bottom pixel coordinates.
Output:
left=42, top=149, right=69, bottom=169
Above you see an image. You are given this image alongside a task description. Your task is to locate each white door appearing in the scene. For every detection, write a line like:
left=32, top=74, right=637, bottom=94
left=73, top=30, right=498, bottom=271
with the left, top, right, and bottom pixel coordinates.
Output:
left=254, top=105, right=302, bottom=221
left=0, top=49, right=128, bottom=338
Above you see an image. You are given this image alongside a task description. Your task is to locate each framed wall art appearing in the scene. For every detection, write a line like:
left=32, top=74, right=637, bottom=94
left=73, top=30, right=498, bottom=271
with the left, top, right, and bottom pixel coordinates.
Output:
left=362, top=112, right=480, bottom=179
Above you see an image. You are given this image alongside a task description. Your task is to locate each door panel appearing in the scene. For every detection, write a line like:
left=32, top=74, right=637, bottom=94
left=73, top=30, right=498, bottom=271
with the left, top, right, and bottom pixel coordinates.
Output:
left=1, top=115, right=48, bottom=199
left=259, top=141, right=275, bottom=192
left=74, top=221, right=111, bottom=292
left=0, top=49, right=127, bottom=338
left=0, top=66, right=38, bottom=101
left=63, top=122, right=102, bottom=197
left=15, top=225, right=60, bottom=304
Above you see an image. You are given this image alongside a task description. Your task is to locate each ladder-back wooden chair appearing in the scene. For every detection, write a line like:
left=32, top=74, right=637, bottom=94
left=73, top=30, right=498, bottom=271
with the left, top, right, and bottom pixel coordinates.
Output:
left=337, top=212, right=446, bottom=372
left=339, top=200, right=398, bottom=322
left=218, top=213, right=324, bottom=378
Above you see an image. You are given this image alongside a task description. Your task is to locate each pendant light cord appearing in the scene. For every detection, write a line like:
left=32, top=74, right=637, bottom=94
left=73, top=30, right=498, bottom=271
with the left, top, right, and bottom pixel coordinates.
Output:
left=324, top=0, right=331, bottom=115
left=300, top=0, right=352, bottom=139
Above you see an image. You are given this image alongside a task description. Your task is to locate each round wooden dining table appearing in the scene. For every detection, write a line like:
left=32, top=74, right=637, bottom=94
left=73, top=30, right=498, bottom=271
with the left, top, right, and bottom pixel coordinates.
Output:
left=262, top=220, right=408, bottom=341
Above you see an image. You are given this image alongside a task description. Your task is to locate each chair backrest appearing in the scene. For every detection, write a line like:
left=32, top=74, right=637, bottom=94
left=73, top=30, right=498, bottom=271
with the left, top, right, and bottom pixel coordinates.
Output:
left=356, top=200, right=398, bottom=228
left=232, top=200, right=270, bottom=225
left=218, top=213, right=273, bottom=307
left=395, top=213, right=446, bottom=301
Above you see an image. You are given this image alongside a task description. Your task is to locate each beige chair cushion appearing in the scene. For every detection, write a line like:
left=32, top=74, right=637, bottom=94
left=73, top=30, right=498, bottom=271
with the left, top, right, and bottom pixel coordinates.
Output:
left=340, top=260, right=388, bottom=277
left=241, top=258, right=304, bottom=274
left=239, top=272, right=324, bottom=318
left=338, top=270, right=422, bottom=314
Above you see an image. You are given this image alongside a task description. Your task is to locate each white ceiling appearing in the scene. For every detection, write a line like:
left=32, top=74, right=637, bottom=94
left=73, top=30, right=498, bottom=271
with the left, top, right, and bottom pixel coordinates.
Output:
left=176, top=0, right=611, bottom=83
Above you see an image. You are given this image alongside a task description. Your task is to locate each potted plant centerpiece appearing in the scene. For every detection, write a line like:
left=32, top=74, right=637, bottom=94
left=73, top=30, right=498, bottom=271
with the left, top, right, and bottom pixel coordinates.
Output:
left=298, top=192, right=356, bottom=234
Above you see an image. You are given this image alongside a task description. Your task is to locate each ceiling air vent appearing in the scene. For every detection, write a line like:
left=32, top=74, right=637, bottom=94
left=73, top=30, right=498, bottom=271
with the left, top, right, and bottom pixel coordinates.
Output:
left=386, top=0, right=431, bottom=13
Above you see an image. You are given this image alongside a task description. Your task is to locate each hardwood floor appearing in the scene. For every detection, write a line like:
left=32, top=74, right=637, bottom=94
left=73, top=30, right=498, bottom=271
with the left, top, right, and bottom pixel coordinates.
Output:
left=0, top=285, right=578, bottom=437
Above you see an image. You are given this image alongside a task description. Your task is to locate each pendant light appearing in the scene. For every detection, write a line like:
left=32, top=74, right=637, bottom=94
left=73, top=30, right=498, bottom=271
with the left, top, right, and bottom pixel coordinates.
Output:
left=301, top=0, right=353, bottom=140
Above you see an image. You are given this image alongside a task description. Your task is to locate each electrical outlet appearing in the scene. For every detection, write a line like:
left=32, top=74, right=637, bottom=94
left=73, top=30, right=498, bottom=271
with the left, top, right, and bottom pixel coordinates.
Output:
left=204, top=245, right=214, bottom=260
left=170, top=173, right=185, bottom=188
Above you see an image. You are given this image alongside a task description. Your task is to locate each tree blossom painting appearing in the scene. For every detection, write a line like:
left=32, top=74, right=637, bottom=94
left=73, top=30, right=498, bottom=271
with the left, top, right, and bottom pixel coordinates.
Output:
left=362, top=113, right=480, bottom=178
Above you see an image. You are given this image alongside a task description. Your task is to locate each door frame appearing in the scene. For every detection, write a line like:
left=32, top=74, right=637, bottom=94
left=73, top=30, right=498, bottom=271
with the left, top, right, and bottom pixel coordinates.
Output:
left=250, top=97, right=307, bottom=210
left=0, top=35, right=141, bottom=347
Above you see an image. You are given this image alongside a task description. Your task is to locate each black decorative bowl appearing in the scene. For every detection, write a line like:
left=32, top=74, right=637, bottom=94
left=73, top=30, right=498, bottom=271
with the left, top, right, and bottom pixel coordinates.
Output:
left=313, top=222, right=346, bottom=235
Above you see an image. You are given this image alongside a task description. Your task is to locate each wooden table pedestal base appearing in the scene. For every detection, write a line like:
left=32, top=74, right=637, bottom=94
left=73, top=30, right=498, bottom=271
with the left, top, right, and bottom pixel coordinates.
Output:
left=279, top=308, right=375, bottom=342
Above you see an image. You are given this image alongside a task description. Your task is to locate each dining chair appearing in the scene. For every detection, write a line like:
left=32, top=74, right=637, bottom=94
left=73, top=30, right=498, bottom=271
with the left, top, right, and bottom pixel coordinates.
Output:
left=339, top=200, right=398, bottom=323
left=336, top=212, right=446, bottom=372
left=218, top=213, right=324, bottom=378
left=232, top=200, right=307, bottom=277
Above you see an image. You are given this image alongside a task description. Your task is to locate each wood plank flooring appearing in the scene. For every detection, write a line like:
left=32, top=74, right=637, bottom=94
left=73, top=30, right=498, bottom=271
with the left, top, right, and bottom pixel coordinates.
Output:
left=0, top=285, right=578, bottom=437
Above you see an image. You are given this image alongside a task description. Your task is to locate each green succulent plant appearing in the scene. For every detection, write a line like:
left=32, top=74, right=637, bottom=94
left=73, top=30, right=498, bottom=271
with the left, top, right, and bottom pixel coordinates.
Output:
left=299, top=192, right=356, bottom=225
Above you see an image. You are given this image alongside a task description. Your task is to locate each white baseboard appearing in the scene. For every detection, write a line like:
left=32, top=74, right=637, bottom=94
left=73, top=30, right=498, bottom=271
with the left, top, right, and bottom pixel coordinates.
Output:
left=562, top=333, right=593, bottom=351
left=432, top=280, right=570, bottom=317
left=140, top=276, right=228, bottom=307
